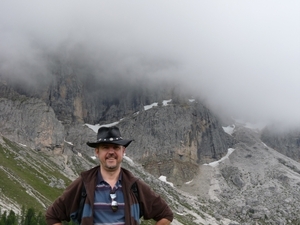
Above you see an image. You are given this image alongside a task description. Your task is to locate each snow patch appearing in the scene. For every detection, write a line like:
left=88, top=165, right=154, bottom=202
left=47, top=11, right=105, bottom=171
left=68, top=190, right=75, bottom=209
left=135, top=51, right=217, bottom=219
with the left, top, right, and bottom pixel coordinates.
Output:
left=123, top=155, right=133, bottom=163
left=144, top=102, right=158, bottom=110
left=18, top=143, right=27, bottom=147
left=185, top=179, right=193, bottom=184
left=162, top=99, right=172, bottom=106
left=262, top=142, right=269, bottom=148
left=159, top=175, right=174, bottom=187
left=64, top=139, right=73, bottom=146
left=85, top=120, right=122, bottom=133
left=204, top=148, right=235, bottom=167
left=222, top=125, right=235, bottom=135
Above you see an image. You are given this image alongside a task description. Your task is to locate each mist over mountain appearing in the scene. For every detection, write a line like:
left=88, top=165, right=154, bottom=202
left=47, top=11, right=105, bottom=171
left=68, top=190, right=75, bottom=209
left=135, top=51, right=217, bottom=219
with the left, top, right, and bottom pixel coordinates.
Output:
left=1, top=1, right=299, bottom=129
left=1, top=1, right=300, bottom=224
left=2, top=58, right=300, bottom=223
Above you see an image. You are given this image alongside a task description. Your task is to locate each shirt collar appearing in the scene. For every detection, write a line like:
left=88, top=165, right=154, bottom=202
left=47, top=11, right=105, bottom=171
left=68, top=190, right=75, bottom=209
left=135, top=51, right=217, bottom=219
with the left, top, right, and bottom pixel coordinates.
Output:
left=97, top=168, right=122, bottom=184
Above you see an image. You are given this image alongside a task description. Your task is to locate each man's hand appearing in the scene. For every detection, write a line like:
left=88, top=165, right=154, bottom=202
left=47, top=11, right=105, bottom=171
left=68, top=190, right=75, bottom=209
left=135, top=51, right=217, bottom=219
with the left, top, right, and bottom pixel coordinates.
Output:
left=155, top=218, right=171, bottom=225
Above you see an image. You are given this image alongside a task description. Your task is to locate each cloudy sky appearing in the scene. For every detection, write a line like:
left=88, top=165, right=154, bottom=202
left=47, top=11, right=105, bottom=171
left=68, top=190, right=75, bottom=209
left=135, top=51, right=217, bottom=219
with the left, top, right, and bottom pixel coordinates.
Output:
left=0, top=1, right=299, bottom=128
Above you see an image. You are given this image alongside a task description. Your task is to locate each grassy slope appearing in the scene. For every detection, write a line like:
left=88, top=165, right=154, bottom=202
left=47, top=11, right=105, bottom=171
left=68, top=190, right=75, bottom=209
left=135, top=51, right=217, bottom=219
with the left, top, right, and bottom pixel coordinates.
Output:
left=0, top=137, right=72, bottom=212
left=0, top=137, right=210, bottom=224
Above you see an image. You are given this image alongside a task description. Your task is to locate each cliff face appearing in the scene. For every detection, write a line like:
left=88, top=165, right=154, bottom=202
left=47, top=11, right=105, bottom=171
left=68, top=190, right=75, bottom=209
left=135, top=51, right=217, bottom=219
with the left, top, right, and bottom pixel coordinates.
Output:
left=0, top=83, right=64, bottom=152
left=4, top=71, right=175, bottom=126
left=3, top=68, right=300, bottom=186
left=118, top=101, right=234, bottom=185
left=0, top=71, right=234, bottom=185
left=121, top=102, right=233, bottom=163
left=261, top=126, right=300, bottom=162
left=3, top=70, right=300, bottom=224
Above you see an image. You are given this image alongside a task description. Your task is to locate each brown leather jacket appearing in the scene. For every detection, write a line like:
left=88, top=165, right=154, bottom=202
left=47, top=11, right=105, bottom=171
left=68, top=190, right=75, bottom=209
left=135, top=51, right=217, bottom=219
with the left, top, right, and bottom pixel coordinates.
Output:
left=46, top=166, right=173, bottom=225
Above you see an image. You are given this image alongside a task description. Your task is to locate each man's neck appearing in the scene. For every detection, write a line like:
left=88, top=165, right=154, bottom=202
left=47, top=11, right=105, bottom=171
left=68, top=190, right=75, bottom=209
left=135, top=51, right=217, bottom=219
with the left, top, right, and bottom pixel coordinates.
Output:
left=100, top=166, right=121, bottom=188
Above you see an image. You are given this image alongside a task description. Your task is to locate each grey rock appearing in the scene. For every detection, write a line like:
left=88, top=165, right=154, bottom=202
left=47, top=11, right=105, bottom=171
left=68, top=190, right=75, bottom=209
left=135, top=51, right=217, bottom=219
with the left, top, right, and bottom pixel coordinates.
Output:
left=3, top=70, right=300, bottom=224
left=0, top=83, right=64, bottom=152
left=261, top=125, right=300, bottom=161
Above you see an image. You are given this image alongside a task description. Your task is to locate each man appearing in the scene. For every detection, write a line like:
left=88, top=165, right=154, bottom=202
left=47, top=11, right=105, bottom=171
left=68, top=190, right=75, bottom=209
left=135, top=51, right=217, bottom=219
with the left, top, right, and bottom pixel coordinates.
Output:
left=46, top=126, right=173, bottom=225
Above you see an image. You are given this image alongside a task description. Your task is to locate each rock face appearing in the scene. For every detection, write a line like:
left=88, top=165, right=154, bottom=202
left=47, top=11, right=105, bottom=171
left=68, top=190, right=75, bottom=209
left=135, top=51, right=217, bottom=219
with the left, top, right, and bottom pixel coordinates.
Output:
left=182, top=125, right=300, bottom=224
left=0, top=83, right=64, bottom=152
left=0, top=72, right=235, bottom=185
left=119, top=101, right=234, bottom=185
left=3, top=69, right=300, bottom=223
left=261, top=125, right=300, bottom=162
left=3, top=72, right=175, bottom=126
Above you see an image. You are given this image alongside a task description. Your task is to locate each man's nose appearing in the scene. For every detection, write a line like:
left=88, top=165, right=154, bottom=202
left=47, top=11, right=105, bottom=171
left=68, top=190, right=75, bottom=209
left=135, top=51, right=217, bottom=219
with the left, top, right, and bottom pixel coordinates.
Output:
left=108, top=147, right=115, bottom=152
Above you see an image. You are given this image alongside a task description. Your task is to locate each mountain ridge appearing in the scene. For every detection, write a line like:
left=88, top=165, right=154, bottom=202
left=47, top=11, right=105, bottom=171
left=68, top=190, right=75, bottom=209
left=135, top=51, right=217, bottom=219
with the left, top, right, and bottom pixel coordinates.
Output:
left=2, top=72, right=300, bottom=224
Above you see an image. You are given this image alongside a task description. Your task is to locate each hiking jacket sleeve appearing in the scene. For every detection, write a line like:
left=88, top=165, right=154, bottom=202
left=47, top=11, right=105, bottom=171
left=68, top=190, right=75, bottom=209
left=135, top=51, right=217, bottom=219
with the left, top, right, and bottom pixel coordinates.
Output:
left=137, top=179, right=173, bottom=222
left=45, top=176, right=83, bottom=225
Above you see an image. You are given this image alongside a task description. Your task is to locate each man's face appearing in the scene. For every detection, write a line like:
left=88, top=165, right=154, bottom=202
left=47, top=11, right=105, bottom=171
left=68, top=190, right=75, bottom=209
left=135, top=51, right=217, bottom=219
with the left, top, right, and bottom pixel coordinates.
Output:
left=95, top=143, right=125, bottom=171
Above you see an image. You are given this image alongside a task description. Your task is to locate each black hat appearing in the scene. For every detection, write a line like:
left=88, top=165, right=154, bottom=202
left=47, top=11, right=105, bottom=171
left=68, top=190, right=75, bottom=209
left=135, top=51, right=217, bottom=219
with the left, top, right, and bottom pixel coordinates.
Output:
left=86, top=126, right=133, bottom=148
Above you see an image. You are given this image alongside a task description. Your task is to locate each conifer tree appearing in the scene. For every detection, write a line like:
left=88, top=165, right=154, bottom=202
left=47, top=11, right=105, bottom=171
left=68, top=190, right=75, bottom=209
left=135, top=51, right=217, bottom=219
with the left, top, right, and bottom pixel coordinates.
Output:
left=24, top=208, right=37, bottom=225
left=6, top=210, right=18, bottom=225
left=20, top=205, right=26, bottom=225
left=36, top=211, right=47, bottom=225
left=0, top=210, right=7, bottom=225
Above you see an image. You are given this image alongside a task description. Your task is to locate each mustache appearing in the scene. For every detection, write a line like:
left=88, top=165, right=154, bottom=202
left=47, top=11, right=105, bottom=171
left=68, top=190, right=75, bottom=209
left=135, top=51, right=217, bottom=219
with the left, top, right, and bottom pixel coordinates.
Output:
left=105, top=153, right=117, bottom=159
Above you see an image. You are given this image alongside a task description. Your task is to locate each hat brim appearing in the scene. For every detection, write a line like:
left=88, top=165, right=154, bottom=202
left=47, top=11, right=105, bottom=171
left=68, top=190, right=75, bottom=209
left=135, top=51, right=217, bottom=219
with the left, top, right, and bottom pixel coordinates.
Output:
left=86, top=139, right=133, bottom=148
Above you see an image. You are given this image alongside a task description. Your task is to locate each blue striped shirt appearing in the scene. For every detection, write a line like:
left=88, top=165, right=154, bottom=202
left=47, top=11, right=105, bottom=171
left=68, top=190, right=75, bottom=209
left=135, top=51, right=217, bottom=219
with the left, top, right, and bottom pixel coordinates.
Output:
left=94, top=171, right=125, bottom=225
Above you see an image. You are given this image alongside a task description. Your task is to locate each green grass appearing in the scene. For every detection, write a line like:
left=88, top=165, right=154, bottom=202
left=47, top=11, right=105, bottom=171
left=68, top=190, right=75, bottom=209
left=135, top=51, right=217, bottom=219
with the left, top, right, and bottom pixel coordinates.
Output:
left=0, top=138, right=72, bottom=212
left=0, top=168, right=42, bottom=211
left=140, top=219, right=156, bottom=225
left=0, top=137, right=213, bottom=224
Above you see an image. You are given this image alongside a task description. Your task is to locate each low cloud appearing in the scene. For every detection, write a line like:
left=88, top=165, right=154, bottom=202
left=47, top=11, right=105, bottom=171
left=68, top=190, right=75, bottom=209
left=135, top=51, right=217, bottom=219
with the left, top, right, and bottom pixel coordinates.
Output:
left=0, top=1, right=299, bottom=128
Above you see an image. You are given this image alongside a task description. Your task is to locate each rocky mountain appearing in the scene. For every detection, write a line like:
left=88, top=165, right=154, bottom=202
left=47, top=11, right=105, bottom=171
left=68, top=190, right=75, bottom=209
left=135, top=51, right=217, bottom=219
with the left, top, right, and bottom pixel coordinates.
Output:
left=118, top=100, right=235, bottom=186
left=261, top=125, right=300, bottom=163
left=1, top=70, right=300, bottom=224
left=195, top=124, right=300, bottom=224
left=0, top=71, right=235, bottom=185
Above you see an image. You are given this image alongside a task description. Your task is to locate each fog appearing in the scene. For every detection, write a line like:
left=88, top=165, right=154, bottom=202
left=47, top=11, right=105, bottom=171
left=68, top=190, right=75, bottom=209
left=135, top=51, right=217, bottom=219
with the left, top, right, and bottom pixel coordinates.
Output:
left=0, top=1, right=299, bottom=128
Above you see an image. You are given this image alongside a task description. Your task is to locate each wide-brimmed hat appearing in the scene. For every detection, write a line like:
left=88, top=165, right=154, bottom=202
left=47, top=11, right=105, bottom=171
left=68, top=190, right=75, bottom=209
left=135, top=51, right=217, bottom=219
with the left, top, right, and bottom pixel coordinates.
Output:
left=86, top=126, right=133, bottom=148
